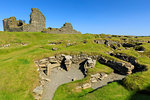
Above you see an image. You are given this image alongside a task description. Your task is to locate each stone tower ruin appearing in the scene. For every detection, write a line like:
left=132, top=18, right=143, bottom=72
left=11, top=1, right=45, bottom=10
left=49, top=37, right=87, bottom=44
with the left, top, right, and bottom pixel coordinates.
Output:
left=3, top=8, right=46, bottom=32
left=3, top=8, right=81, bottom=34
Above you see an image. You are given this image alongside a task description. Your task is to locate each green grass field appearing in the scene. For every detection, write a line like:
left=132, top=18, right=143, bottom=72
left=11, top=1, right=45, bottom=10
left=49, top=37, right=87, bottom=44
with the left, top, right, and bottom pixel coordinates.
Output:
left=0, top=32, right=150, bottom=100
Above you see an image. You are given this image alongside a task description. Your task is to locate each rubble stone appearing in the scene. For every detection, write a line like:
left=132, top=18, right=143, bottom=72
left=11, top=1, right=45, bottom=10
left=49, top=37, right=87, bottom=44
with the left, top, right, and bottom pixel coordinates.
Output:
left=42, top=23, right=81, bottom=34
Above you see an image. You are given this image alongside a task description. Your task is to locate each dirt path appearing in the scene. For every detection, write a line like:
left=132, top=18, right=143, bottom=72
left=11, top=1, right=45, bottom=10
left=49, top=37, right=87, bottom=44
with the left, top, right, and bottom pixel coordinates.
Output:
left=41, top=64, right=84, bottom=100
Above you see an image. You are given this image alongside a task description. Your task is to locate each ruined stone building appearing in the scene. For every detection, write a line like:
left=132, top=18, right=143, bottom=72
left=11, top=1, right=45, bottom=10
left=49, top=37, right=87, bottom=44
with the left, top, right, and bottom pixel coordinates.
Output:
left=42, top=23, right=81, bottom=34
left=3, top=8, right=46, bottom=32
left=3, top=8, right=81, bottom=34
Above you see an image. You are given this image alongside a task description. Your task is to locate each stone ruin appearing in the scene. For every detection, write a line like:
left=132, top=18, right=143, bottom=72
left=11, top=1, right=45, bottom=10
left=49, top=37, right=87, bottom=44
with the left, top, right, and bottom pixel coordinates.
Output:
left=33, top=53, right=148, bottom=99
left=42, top=23, right=81, bottom=34
left=3, top=8, right=46, bottom=32
left=3, top=8, right=81, bottom=34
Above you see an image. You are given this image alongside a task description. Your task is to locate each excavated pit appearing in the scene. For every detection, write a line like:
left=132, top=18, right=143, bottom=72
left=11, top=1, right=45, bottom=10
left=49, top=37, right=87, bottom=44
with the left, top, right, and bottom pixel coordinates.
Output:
left=34, top=54, right=147, bottom=100
left=41, top=64, right=84, bottom=100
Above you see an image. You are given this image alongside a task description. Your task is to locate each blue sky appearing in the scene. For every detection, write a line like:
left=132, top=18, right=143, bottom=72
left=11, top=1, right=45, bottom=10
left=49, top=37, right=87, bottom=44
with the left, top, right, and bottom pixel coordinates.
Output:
left=0, top=0, right=150, bottom=36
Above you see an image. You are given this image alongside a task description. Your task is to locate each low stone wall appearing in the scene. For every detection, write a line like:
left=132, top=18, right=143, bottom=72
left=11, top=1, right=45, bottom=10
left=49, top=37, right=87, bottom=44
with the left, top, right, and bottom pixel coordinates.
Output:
left=94, top=39, right=145, bottom=51
left=33, top=53, right=137, bottom=99
left=97, top=56, right=134, bottom=75
left=110, top=53, right=147, bottom=72
left=36, top=54, right=135, bottom=79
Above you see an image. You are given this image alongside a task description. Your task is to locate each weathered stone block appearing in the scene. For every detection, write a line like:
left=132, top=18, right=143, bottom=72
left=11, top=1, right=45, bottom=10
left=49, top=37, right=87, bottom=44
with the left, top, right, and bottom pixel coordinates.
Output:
left=82, top=83, right=91, bottom=89
left=33, top=86, right=43, bottom=96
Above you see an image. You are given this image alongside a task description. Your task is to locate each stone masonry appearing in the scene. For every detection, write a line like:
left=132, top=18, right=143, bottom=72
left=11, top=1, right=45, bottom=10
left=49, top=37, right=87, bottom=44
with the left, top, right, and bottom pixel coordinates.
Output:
left=3, top=8, right=46, bottom=32
left=42, top=23, right=81, bottom=34
left=3, top=8, right=81, bottom=34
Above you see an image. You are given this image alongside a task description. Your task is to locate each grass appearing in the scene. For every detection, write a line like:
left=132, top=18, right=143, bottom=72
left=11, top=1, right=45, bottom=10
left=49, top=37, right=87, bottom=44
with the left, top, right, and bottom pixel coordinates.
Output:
left=114, top=43, right=150, bottom=91
left=0, top=32, right=150, bottom=100
left=88, top=61, right=113, bottom=74
left=53, top=82, right=150, bottom=100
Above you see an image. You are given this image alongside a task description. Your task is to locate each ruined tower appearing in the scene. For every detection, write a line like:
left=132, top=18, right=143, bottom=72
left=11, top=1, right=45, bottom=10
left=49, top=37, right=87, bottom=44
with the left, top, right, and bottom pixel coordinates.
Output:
left=3, top=8, right=46, bottom=32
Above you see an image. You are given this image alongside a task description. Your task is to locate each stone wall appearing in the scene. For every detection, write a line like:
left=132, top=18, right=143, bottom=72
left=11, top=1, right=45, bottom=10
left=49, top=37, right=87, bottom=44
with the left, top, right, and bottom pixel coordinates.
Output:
left=3, top=8, right=81, bottom=34
left=3, top=17, right=24, bottom=32
left=42, top=23, right=81, bottom=34
left=110, top=53, right=147, bottom=72
left=23, top=8, right=46, bottom=32
left=3, top=8, right=46, bottom=32
left=35, top=54, right=135, bottom=76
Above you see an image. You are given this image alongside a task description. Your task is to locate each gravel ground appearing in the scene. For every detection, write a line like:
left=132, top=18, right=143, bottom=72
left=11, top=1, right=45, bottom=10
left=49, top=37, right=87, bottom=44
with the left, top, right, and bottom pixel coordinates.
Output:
left=92, top=73, right=126, bottom=89
left=41, top=64, right=126, bottom=100
left=41, top=64, right=84, bottom=100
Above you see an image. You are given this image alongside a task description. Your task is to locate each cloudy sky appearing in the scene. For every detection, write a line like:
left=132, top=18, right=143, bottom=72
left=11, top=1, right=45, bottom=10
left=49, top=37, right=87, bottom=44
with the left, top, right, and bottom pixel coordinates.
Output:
left=0, top=0, right=150, bottom=36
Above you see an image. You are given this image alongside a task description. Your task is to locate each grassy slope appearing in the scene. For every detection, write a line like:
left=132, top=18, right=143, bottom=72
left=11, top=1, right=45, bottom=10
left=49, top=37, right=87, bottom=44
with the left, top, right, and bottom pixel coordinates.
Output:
left=53, top=35, right=150, bottom=100
left=113, top=42, right=150, bottom=91
left=0, top=32, right=150, bottom=100
left=0, top=32, right=109, bottom=100
left=53, top=82, right=150, bottom=100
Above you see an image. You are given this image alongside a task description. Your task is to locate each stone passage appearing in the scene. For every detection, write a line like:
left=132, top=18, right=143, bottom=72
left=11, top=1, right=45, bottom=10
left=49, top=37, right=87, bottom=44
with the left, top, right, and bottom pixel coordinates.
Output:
left=3, top=8, right=46, bottom=32
left=42, top=23, right=81, bottom=34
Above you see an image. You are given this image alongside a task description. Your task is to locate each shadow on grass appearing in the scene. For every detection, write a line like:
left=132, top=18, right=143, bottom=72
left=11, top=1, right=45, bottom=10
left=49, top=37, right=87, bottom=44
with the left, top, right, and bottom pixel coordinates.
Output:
left=129, top=86, right=150, bottom=100
left=83, top=80, right=150, bottom=100
left=88, top=80, right=123, bottom=94
left=119, top=80, right=150, bottom=100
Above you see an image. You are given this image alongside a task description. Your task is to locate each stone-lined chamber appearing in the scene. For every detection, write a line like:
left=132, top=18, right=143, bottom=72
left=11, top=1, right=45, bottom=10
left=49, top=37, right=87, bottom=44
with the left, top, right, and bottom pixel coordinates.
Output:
left=33, top=53, right=138, bottom=100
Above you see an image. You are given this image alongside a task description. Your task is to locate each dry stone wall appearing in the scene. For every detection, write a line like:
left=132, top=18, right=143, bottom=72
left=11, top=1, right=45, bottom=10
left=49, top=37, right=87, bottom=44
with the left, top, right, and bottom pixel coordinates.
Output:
left=110, top=53, right=147, bottom=73
left=33, top=53, right=147, bottom=99
left=94, top=39, right=145, bottom=51
left=36, top=54, right=135, bottom=79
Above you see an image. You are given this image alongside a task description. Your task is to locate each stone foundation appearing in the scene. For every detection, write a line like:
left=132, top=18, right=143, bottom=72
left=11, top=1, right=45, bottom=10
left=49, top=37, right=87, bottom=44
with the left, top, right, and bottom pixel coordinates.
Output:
left=33, top=53, right=147, bottom=99
left=110, top=53, right=147, bottom=72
